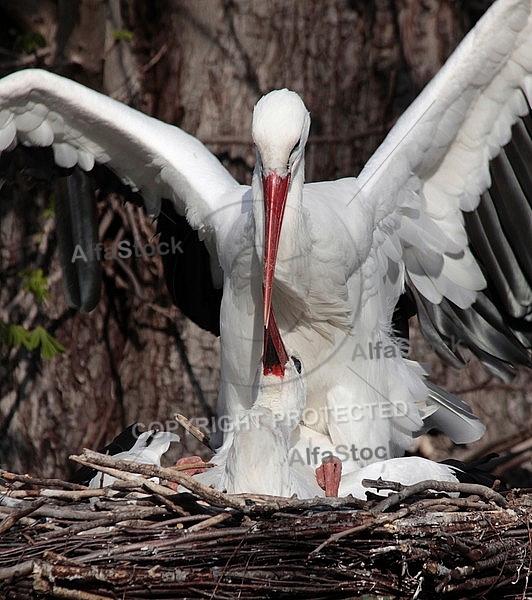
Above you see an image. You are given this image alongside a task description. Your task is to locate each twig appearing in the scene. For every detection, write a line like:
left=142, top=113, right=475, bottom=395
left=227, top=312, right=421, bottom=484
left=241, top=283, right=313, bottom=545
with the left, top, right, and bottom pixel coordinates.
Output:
left=141, top=42, right=169, bottom=73
left=141, top=480, right=189, bottom=516
left=174, top=413, right=211, bottom=446
left=187, top=512, right=233, bottom=532
left=310, top=507, right=410, bottom=556
left=0, top=470, right=86, bottom=490
left=70, top=450, right=246, bottom=510
left=173, top=461, right=213, bottom=471
left=20, top=489, right=109, bottom=500
left=0, top=498, right=46, bottom=535
left=406, top=496, right=502, bottom=512
left=369, top=479, right=509, bottom=512
left=43, top=506, right=169, bottom=540
left=0, top=560, right=34, bottom=581
left=236, top=493, right=366, bottom=514
left=70, top=450, right=370, bottom=515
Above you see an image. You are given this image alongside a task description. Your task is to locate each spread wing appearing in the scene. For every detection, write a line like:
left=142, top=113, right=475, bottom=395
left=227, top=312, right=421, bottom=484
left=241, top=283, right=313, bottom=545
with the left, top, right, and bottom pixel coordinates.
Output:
left=0, top=69, right=242, bottom=317
left=349, top=0, right=531, bottom=378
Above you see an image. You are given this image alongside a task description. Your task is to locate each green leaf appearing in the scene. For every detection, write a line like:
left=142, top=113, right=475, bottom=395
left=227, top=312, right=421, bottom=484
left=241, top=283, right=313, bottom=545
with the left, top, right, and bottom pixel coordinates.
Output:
left=32, top=327, right=66, bottom=359
left=112, top=29, right=134, bottom=42
left=3, top=323, right=31, bottom=348
left=0, top=322, right=66, bottom=359
left=19, top=268, right=51, bottom=303
left=14, top=32, right=46, bottom=55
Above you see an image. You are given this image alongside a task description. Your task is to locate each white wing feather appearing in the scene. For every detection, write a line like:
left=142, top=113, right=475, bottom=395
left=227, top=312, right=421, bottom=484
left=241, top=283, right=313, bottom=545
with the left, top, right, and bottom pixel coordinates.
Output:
left=299, top=0, right=531, bottom=457
left=88, top=431, right=180, bottom=488
left=0, top=69, right=241, bottom=238
left=350, top=0, right=532, bottom=310
left=340, top=456, right=459, bottom=499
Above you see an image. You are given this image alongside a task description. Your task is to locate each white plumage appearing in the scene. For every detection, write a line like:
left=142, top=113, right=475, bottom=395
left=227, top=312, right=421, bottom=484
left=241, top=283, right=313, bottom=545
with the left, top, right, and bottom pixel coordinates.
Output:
left=197, top=353, right=322, bottom=498
left=0, top=0, right=530, bottom=478
left=339, top=457, right=461, bottom=499
left=88, top=430, right=180, bottom=488
left=197, top=346, right=463, bottom=499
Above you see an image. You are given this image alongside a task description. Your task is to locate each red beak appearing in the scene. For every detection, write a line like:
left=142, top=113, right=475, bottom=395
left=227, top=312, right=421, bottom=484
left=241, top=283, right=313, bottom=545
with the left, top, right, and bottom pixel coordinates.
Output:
left=262, top=171, right=290, bottom=377
left=262, top=172, right=290, bottom=330
left=263, top=308, right=289, bottom=377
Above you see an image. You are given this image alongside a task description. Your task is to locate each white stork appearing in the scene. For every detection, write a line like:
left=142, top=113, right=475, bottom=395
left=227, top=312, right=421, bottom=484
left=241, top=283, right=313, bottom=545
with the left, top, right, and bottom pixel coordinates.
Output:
left=88, top=430, right=180, bottom=488
left=197, top=308, right=469, bottom=499
left=196, top=313, right=323, bottom=497
left=0, top=0, right=530, bottom=469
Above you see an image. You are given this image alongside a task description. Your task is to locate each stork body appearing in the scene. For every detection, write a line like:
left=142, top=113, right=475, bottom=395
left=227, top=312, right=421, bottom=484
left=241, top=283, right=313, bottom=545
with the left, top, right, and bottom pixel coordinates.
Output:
left=199, top=316, right=466, bottom=499
left=340, top=456, right=461, bottom=499
left=0, top=0, right=530, bottom=464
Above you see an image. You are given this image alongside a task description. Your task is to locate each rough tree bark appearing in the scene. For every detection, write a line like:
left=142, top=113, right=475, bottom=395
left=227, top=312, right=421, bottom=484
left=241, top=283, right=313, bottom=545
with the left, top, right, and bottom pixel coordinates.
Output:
left=0, top=0, right=529, bottom=480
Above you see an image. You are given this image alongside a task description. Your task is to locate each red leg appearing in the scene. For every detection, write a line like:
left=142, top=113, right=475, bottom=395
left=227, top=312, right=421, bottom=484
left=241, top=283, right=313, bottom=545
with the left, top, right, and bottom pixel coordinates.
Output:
left=316, top=456, right=342, bottom=497
left=167, top=456, right=208, bottom=490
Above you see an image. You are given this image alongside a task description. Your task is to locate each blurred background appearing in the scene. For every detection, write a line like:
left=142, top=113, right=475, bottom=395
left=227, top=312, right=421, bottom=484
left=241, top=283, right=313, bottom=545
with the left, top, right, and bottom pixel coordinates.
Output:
left=0, top=0, right=530, bottom=484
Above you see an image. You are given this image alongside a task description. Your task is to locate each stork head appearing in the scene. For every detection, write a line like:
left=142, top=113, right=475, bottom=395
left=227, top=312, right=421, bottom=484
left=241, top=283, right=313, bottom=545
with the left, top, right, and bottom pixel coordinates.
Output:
left=254, top=346, right=306, bottom=429
left=252, top=90, right=310, bottom=332
left=252, top=89, right=310, bottom=176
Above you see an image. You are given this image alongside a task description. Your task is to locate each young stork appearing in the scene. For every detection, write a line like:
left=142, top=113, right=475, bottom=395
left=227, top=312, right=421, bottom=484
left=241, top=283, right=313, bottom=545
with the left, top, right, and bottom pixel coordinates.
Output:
left=195, top=311, right=323, bottom=498
left=88, top=430, right=180, bottom=488
left=196, top=311, right=473, bottom=499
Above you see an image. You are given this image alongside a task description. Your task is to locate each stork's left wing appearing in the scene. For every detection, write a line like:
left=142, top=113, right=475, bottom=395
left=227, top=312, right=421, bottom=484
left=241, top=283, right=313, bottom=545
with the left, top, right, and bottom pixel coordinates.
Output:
left=353, top=0, right=532, bottom=377
left=0, top=69, right=243, bottom=316
left=0, top=70, right=240, bottom=224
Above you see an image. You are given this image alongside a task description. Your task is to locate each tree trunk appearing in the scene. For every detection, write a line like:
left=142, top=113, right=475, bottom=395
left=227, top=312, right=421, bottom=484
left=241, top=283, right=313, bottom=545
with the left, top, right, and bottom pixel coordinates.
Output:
left=0, top=0, right=529, bottom=480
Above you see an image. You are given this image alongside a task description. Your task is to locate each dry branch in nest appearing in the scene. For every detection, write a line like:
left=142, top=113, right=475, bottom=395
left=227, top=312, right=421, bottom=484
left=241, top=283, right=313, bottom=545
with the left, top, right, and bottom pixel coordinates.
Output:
left=0, top=451, right=531, bottom=599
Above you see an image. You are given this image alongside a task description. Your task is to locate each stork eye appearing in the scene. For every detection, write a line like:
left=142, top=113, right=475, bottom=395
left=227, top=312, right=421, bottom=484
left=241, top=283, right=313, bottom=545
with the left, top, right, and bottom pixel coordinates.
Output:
left=291, top=356, right=302, bottom=374
left=287, top=141, right=300, bottom=170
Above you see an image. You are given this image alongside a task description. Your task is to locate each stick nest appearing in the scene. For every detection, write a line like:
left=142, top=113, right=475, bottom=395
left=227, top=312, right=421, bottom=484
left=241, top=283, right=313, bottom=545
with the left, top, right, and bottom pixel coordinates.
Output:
left=0, top=450, right=531, bottom=599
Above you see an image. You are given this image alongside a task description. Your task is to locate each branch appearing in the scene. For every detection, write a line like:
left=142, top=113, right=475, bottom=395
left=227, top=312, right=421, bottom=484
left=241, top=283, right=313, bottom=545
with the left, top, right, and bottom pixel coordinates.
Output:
left=367, top=479, right=509, bottom=512
left=69, top=449, right=246, bottom=510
